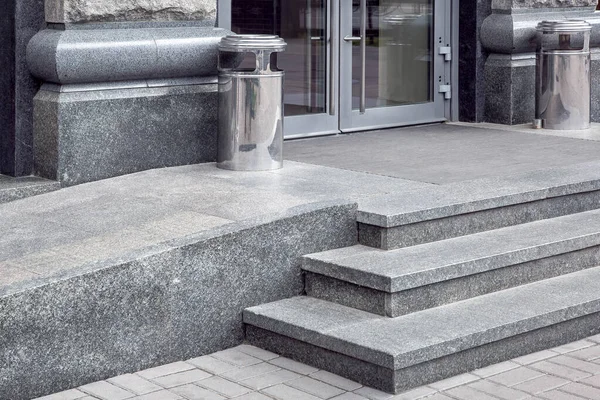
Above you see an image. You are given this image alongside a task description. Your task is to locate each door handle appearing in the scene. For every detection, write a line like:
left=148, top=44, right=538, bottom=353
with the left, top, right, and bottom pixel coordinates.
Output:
left=343, top=35, right=361, bottom=42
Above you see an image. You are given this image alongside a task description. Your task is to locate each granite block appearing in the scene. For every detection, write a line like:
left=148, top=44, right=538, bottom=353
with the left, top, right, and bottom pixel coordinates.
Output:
left=33, top=84, right=218, bottom=186
left=246, top=308, right=600, bottom=394
left=484, top=54, right=536, bottom=125
left=307, top=244, right=600, bottom=317
left=245, top=267, right=600, bottom=372
left=358, top=189, right=600, bottom=249
left=306, top=209, right=600, bottom=293
left=0, top=200, right=357, bottom=400
left=0, top=176, right=60, bottom=203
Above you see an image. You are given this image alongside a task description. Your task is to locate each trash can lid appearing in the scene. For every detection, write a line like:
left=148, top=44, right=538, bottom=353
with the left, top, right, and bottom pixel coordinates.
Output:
left=219, top=34, right=287, bottom=52
left=537, top=20, right=591, bottom=33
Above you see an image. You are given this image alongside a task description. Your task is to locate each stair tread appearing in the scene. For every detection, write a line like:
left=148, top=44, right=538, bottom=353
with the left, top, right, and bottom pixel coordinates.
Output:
left=304, top=209, right=600, bottom=292
left=244, top=266, right=600, bottom=370
left=358, top=160, right=600, bottom=227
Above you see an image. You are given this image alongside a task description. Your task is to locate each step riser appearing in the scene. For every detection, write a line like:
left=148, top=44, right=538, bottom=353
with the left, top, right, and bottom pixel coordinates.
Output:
left=359, top=190, right=600, bottom=249
left=247, top=313, right=600, bottom=394
left=305, top=246, right=600, bottom=317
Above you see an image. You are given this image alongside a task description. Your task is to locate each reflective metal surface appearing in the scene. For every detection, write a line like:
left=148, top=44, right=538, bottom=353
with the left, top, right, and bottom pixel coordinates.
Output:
left=535, top=20, right=591, bottom=130
left=217, top=34, right=286, bottom=171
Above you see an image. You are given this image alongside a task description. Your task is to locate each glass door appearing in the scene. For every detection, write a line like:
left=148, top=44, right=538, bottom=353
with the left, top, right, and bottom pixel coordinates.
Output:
left=339, top=0, right=448, bottom=132
left=227, top=0, right=450, bottom=137
left=231, top=0, right=338, bottom=138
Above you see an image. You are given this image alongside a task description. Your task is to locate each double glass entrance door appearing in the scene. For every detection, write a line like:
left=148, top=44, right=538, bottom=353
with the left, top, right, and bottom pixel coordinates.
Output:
left=230, top=0, right=451, bottom=138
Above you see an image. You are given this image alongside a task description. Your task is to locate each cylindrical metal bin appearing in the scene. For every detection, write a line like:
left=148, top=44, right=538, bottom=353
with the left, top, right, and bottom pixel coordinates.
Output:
left=217, top=34, right=287, bottom=171
left=535, top=20, right=591, bottom=130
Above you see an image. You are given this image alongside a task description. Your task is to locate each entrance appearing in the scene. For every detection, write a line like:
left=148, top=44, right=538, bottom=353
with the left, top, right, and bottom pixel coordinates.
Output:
left=226, top=0, right=453, bottom=138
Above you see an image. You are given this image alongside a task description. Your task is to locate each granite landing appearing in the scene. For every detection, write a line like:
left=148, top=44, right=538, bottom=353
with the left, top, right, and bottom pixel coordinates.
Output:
left=0, top=161, right=429, bottom=400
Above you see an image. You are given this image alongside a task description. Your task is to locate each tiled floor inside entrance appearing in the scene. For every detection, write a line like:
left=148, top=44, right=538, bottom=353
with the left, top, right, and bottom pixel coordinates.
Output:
left=38, top=334, right=600, bottom=400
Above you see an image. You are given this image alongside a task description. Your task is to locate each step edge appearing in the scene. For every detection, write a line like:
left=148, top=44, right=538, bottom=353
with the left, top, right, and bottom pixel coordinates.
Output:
left=244, top=294, right=600, bottom=371
left=357, top=182, right=600, bottom=228
left=303, top=231, right=600, bottom=292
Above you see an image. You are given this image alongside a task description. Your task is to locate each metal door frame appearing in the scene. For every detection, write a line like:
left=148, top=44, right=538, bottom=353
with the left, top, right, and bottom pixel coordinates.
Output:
left=218, top=0, right=458, bottom=138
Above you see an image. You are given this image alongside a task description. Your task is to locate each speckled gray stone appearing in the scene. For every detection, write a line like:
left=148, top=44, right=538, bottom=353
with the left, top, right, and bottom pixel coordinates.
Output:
left=306, top=246, right=600, bottom=317
left=0, top=176, right=60, bottom=203
left=246, top=312, right=600, bottom=393
left=484, top=54, right=536, bottom=125
left=358, top=189, right=600, bottom=249
left=45, top=0, right=216, bottom=24
left=33, top=83, right=218, bottom=186
left=27, top=27, right=229, bottom=84
left=0, top=200, right=357, bottom=400
left=244, top=268, right=600, bottom=392
left=492, top=0, right=597, bottom=10
left=358, top=160, right=600, bottom=229
left=306, top=209, right=600, bottom=293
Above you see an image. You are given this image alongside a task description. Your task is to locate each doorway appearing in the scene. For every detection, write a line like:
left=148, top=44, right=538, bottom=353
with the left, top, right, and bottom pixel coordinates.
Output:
left=223, top=0, right=455, bottom=138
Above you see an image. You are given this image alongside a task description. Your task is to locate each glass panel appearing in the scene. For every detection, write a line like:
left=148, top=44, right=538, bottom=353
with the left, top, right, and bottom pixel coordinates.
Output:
left=352, top=0, right=432, bottom=110
left=231, top=0, right=328, bottom=116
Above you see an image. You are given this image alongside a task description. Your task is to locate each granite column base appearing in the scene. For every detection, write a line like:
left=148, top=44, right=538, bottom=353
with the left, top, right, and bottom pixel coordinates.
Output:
left=33, top=82, right=218, bottom=186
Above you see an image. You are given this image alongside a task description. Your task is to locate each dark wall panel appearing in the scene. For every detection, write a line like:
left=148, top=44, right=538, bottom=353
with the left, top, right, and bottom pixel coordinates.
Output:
left=0, top=0, right=16, bottom=174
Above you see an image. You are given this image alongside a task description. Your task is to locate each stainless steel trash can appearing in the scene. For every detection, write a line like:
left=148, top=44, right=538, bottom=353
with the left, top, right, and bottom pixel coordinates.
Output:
left=217, top=34, right=287, bottom=171
left=535, top=20, right=591, bottom=130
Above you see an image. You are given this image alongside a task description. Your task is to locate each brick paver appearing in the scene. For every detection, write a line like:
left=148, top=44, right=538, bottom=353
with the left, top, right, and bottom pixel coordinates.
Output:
left=35, top=335, right=600, bottom=400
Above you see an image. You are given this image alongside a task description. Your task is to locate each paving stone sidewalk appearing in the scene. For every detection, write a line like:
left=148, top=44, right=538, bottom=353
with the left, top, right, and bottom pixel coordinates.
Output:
left=37, top=334, right=600, bottom=400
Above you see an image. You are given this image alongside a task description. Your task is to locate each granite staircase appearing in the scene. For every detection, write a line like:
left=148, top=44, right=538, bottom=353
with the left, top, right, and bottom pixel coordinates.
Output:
left=243, top=165, right=600, bottom=394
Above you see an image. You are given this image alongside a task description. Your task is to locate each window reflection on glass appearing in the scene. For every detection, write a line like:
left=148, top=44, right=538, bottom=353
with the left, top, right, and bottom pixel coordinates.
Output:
left=231, top=0, right=327, bottom=117
left=352, top=0, right=432, bottom=110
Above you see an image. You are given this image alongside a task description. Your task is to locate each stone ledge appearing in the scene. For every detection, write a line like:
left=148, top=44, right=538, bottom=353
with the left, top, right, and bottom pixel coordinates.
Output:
left=27, top=27, right=230, bottom=84
left=481, top=9, right=600, bottom=54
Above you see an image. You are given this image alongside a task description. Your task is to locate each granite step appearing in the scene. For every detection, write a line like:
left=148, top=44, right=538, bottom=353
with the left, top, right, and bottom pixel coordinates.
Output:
left=244, top=266, right=600, bottom=394
left=304, top=209, right=600, bottom=317
left=0, top=175, right=60, bottom=203
left=357, top=161, right=600, bottom=249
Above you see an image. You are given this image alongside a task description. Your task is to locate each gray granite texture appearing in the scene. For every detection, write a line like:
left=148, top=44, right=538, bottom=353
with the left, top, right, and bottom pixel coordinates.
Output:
left=481, top=9, right=600, bottom=54
left=247, top=312, right=600, bottom=393
left=0, top=175, right=60, bottom=203
left=492, top=0, right=597, bottom=10
left=484, top=54, right=536, bottom=125
left=359, top=189, right=600, bottom=249
left=33, top=83, right=218, bottom=186
left=305, top=245, right=600, bottom=317
left=283, top=124, right=600, bottom=184
left=27, top=27, right=228, bottom=84
left=244, top=267, right=600, bottom=392
left=358, top=159, right=600, bottom=228
left=45, top=0, right=217, bottom=24
left=304, top=209, right=600, bottom=293
left=0, top=200, right=357, bottom=400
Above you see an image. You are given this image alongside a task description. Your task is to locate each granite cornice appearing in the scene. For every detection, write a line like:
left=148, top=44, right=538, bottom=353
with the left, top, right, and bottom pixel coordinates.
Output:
left=481, top=8, right=600, bottom=54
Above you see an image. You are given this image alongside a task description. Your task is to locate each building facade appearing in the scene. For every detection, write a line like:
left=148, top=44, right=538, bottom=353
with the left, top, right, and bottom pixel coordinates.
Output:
left=1, top=0, right=599, bottom=184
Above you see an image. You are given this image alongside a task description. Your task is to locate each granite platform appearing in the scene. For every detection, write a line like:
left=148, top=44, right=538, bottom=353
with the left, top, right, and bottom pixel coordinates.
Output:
left=0, top=161, right=428, bottom=400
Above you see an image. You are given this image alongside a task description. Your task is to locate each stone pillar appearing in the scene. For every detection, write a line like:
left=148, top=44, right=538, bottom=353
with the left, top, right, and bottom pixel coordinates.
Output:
left=481, top=0, right=599, bottom=125
left=27, top=0, right=230, bottom=186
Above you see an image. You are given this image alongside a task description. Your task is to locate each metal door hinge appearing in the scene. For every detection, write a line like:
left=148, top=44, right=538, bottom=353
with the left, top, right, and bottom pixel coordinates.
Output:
left=439, top=46, right=452, bottom=61
left=439, top=84, right=451, bottom=100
